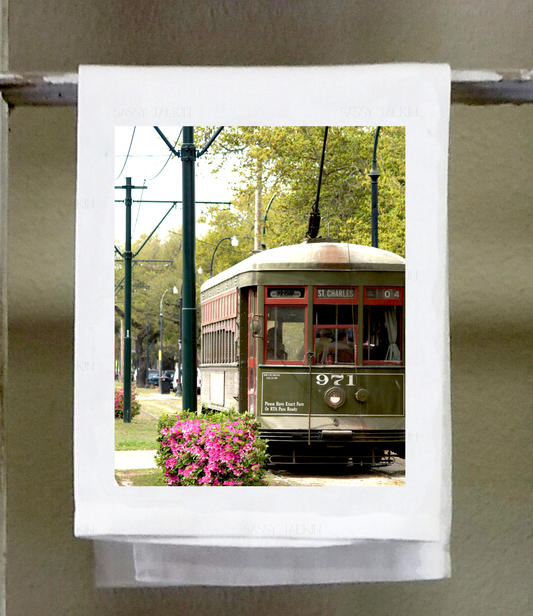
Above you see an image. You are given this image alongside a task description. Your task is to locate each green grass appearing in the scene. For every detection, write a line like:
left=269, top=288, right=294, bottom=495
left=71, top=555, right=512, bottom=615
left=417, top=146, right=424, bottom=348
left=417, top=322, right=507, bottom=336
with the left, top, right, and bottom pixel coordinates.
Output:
left=115, top=390, right=184, bottom=450
left=115, top=409, right=161, bottom=450
left=115, top=468, right=165, bottom=486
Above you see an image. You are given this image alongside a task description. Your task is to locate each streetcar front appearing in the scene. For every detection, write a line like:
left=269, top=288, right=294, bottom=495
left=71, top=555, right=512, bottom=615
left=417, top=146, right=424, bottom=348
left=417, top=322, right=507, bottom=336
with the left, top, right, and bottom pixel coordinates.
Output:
left=257, top=277, right=404, bottom=466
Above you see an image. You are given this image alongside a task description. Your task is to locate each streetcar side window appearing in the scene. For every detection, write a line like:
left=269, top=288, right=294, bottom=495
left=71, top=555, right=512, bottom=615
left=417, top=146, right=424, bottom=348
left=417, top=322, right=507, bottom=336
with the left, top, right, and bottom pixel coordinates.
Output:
left=200, top=290, right=238, bottom=365
left=265, top=306, right=306, bottom=363
left=362, top=286, right=403, bottom=364
left=363, top=305, right=403, bottom=363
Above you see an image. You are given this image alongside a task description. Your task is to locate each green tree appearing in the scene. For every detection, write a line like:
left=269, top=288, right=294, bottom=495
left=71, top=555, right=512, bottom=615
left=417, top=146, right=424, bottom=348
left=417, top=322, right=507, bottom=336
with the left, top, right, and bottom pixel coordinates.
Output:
left=198, top=126, right=405, bottom=256
left=115, top=229, right=183, bottom=386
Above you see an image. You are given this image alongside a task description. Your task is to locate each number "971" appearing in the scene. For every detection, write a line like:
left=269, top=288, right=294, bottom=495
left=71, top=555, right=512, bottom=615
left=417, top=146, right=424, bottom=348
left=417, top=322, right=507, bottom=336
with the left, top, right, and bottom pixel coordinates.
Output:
left=316, top=374, right=355, bottom=386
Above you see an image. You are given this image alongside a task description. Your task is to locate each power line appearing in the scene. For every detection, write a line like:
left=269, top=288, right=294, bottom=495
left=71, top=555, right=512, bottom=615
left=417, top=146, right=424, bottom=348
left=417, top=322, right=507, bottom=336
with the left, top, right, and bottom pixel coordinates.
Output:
left=147, top=128, right=183, bottom=181
left=132, top=179, right=146, bottom=238
left=115, top=127, right=136, bottom=181
left=114, top=200, right=232, bottom=204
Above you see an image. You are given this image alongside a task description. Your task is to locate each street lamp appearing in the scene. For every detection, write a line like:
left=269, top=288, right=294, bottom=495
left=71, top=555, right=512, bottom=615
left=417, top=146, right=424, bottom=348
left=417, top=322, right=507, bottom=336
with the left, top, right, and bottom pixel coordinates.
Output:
left=159, top=286, right=178, bottom=393
left=209, top=236, right=239, bottom=277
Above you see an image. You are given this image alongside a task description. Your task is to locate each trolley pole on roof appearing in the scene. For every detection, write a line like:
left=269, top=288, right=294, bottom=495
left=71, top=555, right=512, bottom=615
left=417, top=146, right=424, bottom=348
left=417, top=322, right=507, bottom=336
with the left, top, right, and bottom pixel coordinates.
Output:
left=181, top=127, right=197, bottom=414
left=261, top=193, right=277, bottom=250
left=369, top=126, right=381, bottom=248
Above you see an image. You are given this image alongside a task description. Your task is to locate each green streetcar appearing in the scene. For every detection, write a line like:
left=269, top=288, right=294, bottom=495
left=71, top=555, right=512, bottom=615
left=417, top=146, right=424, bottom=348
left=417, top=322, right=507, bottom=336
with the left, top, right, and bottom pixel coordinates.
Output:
left=200, top=240, right=405, bottom=467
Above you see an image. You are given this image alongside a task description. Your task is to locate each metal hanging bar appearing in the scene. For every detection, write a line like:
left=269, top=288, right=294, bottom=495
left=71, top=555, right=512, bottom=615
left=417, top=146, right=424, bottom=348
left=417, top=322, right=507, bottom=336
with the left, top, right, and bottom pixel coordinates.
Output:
left=1, top=71, right=533, bottom=107
left=0, top=73, right=78, bottom=106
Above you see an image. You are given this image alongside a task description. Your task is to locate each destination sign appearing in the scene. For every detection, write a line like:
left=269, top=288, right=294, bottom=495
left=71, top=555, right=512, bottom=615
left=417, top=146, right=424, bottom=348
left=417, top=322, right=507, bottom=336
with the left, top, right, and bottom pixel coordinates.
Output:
left=365, top=287, right=402, bottom=301
left=268, top=288, right=304, bottom=299
left=316, top=288, right=355, bottom=299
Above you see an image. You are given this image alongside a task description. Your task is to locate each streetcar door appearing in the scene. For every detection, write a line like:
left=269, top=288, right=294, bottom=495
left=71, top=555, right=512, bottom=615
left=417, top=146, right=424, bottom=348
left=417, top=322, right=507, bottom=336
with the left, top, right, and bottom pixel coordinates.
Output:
left=247, top=289, right=258, bottom=415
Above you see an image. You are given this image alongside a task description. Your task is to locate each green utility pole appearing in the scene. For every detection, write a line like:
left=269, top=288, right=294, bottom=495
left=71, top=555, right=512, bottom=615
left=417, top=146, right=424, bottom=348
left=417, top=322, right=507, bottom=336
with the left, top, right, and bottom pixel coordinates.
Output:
left=115, top=177, right=146, bottom=422
left=176, top=293, right=183, bottom=395
left=145, top=320, right=150, bottom=387
left=181, top=127, right=197, bottom=414
left=153, top=125, right=225, bottom=413
left=124, top=177, right=133, bottom=422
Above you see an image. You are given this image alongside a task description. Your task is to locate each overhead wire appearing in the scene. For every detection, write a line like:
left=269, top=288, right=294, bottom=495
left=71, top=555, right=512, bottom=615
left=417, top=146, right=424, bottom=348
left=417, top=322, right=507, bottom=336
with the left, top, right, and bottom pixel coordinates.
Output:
left=115, top=127, right=136, bottom=181
left=129, top=129, right=183, bottom=238
left=147, top=128, right=183, bottom=181
left=131, top=179, right=146, bottom=238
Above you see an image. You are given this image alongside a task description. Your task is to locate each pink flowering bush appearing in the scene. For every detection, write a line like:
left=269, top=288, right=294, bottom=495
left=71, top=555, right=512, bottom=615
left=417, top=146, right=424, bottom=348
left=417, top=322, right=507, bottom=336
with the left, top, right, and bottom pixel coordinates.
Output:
left=156, top=411, right=268, bottom=486
left=114, top=385, right=141, bottom=419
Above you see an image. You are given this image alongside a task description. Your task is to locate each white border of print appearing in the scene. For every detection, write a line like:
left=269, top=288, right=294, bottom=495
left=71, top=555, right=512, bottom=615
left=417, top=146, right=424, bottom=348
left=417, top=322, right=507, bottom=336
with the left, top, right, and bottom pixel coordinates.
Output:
left=75, top=65, right=450, bottom=545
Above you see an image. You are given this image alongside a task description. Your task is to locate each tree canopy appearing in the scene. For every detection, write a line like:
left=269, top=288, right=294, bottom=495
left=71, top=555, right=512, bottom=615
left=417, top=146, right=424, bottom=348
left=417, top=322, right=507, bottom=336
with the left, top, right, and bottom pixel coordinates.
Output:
left=196, top=125, right=405, bottom=264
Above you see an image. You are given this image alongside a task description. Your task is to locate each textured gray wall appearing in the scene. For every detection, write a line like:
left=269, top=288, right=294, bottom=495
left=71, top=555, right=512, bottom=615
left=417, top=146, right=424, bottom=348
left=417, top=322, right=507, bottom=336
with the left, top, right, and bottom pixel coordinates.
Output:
left=5, top=1, right=532, bottom=615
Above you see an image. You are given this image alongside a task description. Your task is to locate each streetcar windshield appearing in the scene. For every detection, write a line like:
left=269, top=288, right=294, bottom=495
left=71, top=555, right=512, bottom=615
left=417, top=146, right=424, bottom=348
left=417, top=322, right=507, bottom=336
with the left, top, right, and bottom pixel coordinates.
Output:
left=313, top=303, right=358, bottom=364
left=265, top=306, right=306, bottom=362
left=314, top=325, right=357, bottom=364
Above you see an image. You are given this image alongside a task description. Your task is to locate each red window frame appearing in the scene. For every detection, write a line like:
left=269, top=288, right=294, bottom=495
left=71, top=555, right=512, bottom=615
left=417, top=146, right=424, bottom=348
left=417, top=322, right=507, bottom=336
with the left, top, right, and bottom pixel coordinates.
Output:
left=363, top=287, right=404, bottom=365
left=314, top=286, right=358, bottom=305
left=312, top=285, right=359, bottom=365
left=264, top=286, right=307, bottom=305
left=264, top=287, right=307, bottom=365
left=201, top=288, right=238, bottom=325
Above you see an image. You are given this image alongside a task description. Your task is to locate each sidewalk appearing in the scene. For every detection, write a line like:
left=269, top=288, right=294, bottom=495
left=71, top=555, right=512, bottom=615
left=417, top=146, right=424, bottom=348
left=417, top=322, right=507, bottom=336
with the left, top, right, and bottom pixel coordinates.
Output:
left=115, top=391, right=178, bottom=470
left=137, top=393, right=179, bottom=401
left=115, top=450, right=158, bottom=470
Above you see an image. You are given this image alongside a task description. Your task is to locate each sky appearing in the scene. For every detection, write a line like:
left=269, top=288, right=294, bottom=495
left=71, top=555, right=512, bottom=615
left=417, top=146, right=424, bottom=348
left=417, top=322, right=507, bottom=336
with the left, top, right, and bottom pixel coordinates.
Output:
left=114, top=126, right=240, bottom=245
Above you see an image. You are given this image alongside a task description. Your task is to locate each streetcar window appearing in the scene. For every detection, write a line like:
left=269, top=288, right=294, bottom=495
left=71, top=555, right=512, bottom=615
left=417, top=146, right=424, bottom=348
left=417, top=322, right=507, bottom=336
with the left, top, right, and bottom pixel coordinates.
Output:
left=313, top=304, right=357, bottom=364
left=200, top=289, right=238, bottom=366
left=363, top=305, right=403, bottom=363
left=201, top=326, right=236, bottom=365
left=313, top=304, right=358, bottom=327
left=265, top=306, right=306, bottom=362
left=314, top=325, right=357, bottom=364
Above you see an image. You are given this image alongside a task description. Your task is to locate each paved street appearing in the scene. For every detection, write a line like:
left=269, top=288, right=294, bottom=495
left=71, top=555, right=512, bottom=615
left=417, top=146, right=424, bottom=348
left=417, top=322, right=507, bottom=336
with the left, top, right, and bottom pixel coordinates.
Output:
left=115, top=449, right=158, bottom=470
left=267, top=458, right=405, bottom=486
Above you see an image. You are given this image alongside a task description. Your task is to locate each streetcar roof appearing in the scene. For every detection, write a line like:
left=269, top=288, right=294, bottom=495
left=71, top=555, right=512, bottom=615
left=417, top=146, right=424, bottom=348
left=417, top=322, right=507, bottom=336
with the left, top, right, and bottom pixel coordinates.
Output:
left=201, top=242, right=404, bottom=292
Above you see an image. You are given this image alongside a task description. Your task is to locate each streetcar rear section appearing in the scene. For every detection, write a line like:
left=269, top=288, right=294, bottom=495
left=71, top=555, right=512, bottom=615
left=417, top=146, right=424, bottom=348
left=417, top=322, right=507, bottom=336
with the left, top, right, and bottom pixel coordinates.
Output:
left=200, top=241, right=405, bottom=466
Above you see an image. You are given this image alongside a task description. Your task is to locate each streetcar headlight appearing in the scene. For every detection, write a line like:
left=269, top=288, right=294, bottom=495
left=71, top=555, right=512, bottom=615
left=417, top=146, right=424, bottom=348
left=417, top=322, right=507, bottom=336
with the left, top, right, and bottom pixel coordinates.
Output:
left=324, top=386, right=346, bottom=409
